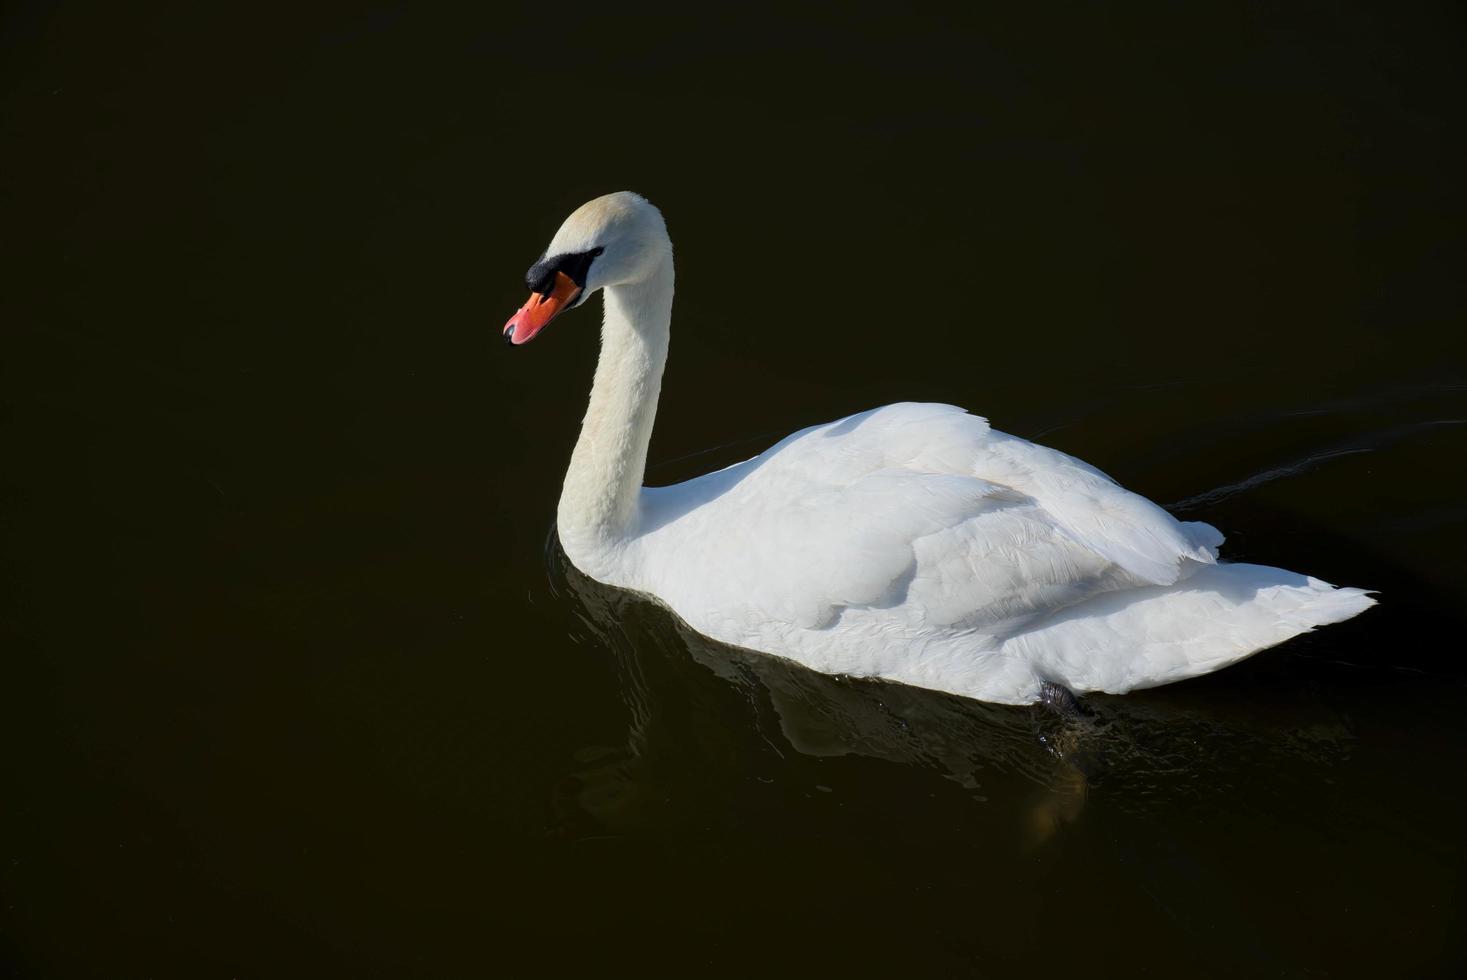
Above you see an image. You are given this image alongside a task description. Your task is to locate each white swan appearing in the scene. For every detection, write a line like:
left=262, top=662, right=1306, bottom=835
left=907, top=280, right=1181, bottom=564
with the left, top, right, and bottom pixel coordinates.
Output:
left=503, top=192, right=1375, bottom=706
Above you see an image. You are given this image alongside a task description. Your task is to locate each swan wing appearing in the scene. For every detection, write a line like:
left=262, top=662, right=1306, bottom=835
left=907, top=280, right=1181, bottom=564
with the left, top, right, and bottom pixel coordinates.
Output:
left=974, top=429, right=1219, bottom=585
left=637, top=403, right=1218, bottom=635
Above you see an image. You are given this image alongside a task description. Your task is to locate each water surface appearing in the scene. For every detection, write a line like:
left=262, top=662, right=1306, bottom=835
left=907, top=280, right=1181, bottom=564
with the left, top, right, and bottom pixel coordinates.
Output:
left=3, top=2, right=1465, bottom=975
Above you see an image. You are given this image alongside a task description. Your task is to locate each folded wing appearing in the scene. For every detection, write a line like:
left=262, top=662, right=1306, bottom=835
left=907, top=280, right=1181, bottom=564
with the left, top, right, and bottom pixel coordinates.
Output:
left=638, top=403, right=1222, bottom=638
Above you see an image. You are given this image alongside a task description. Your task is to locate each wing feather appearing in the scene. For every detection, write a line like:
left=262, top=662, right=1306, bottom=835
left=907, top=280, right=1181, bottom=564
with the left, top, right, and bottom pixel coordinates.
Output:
left=636, top=403, right=1216, bottom=637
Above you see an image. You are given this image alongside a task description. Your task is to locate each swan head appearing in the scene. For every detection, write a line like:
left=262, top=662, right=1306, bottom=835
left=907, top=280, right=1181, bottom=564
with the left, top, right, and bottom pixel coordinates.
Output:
left=503, top=191, right=670, bottom=345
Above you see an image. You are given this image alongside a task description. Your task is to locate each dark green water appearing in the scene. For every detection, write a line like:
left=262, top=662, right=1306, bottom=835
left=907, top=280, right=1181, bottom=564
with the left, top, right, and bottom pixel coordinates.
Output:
left=4, top=3, right=1466, bottom=976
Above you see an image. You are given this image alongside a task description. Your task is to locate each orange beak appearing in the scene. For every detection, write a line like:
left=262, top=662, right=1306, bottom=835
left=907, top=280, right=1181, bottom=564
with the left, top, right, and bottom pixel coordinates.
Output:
left=503, top=271, right=581, bottom=345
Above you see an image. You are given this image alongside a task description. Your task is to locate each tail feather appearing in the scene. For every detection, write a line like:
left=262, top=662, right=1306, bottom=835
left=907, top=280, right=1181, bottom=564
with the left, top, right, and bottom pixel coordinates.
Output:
left=1002, top=562, right=1376, bottom=697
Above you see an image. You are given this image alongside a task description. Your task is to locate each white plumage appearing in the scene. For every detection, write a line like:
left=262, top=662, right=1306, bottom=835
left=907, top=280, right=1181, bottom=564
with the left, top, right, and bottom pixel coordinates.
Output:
left=504, top=192, right=1375, bottom=705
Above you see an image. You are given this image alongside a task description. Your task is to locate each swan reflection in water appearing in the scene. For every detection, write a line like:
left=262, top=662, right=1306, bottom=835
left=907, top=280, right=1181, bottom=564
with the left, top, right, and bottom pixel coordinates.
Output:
left=544, top=533, right=1356, bottom=847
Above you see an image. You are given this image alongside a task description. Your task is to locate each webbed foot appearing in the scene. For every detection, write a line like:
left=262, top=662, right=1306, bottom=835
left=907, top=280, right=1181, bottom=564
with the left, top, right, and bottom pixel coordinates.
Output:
left=1037, top=681, right=1089, bottom=720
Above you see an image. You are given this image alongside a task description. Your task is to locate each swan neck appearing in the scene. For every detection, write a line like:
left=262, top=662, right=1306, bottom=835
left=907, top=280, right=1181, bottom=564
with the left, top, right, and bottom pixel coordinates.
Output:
left=557, top=258, right=673, bottom=566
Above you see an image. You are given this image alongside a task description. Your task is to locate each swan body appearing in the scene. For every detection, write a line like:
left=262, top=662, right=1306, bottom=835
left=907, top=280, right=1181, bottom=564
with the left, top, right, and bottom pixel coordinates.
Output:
left=503, top=192, right=1374, bottom=706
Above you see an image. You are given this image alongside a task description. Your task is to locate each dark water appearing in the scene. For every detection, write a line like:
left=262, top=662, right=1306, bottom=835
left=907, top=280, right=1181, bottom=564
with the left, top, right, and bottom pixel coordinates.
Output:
left=4, top=2, right=1466, bottom=976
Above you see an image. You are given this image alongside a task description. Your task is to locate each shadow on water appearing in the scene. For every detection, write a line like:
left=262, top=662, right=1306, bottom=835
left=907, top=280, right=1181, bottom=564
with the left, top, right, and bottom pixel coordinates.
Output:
left=541, top=528, right=1363, bottom=849
left=530, top=488, right=1467, bottom=975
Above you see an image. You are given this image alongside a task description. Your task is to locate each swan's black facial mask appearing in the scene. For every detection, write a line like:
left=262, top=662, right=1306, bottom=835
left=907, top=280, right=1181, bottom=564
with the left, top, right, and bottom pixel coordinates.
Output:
left=525, top=247, right=602, bottom=310
left=503, top=247, right=603, bottom=345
